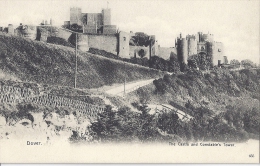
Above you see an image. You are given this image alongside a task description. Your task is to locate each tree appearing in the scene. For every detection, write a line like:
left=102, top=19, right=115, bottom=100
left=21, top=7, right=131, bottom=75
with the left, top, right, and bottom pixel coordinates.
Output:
left=70, top=24, right=82, bottom=32
left=153, top=78, right=168, bottom=94
left=157, top=111, right=179, bottom=134
left=149, top=56, right=165, bottom=71
left=188, top=59, right=198, bottom=69
left=230, top=59, right=240, bottom=68
left=138, top=49, right=146, bottom=59
left=180, top=62, right=188, bottom=72
left=90, top=105, right=121, bottom=142
left=130, top=33, right=150, bottom=47
left=241, top=59, right=255, bottom=69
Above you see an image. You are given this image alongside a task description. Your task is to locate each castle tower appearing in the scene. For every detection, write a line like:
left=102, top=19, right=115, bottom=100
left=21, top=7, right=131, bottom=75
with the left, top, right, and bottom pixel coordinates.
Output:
left=187, top=35, right=197, bottom=56
left=149, top=35, right=159, bottom=57
left=177, top=37, right=188, bottom=64
left=70, top=7, right=82, bottom=26
left=118, top=31, right=130, bottom=58
left=181, top=38, right=188, bottom=64
left=102, top=8, right=111, bottom=25
left=8, top=24, right=14, bottom=35
left=202, top=33, right=214, bottom=42
left=208, top=34, right=214, bottom=43
left=212, top=42, right=224, bottom=66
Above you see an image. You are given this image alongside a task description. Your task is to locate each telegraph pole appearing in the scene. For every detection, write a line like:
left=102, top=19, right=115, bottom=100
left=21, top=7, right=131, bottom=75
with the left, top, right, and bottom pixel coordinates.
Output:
left=124, top=61, right=126, bottom=96
left=74, top=33, right=78, bottom=88
left=50, top=18, right=52, bottom=35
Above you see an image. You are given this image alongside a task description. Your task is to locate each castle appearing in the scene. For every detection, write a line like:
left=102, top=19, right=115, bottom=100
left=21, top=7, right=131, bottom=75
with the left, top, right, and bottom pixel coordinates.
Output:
left=2, top=7, right=226, bottom=67
left=175, top=32, right=226, bottom=66
left=63, top=7, right=226, bottom=65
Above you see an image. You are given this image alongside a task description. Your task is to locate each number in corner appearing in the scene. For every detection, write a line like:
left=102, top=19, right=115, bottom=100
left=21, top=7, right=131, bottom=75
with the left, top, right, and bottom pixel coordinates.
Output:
left=249, top=154, right=254, bottom=158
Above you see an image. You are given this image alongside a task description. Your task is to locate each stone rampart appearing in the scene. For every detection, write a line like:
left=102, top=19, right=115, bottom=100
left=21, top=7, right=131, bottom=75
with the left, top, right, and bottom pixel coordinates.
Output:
left=158, top=47, right=177, bottom=60
left=87, top=34, right=118, bottom=55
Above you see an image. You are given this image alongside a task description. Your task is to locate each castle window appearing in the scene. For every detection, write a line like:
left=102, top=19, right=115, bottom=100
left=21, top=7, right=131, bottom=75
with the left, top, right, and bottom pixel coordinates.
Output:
left=218, top=49, right=221, bottom=52
left=123, top=37, right=126, bottom=41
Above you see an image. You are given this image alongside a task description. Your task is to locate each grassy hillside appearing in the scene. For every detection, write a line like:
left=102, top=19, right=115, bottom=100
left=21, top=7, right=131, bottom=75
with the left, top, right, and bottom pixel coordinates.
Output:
left=0, top=34, right=165, bottom=88
left=125, top=68, right=260, bottom=138
left=87, top=68, right=259, bottom=143
left=128, top=68, right=259, bottom=113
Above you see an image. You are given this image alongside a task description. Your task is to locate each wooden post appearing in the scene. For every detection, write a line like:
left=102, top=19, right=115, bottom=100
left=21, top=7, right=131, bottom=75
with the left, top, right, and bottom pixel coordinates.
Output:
left=74, top=33, right=77, bottom=88
left=124, top=61, right=126, bottom=96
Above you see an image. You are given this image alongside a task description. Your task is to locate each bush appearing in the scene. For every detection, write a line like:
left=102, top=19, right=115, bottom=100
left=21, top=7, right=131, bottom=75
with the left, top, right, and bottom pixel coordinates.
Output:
left=47, top=36, right=74, bottom=47
left=90, top=106, right=168, bottom=143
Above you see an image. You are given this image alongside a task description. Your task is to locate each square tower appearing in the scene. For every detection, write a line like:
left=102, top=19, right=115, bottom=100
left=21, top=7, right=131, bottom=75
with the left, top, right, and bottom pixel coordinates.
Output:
left=102, top=8, right=111, bottom=25
left=70, top=7, right=82, bottom=26
left=119, top=31, right=130, bottom=58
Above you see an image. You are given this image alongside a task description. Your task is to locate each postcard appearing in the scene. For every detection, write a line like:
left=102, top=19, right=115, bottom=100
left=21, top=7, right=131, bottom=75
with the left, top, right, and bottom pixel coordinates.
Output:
left=0, top=0, right=259, bottom=163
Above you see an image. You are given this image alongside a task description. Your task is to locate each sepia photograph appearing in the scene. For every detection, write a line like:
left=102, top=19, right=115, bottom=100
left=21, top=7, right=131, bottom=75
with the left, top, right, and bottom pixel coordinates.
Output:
left=0, top=0, right=259, bottom=164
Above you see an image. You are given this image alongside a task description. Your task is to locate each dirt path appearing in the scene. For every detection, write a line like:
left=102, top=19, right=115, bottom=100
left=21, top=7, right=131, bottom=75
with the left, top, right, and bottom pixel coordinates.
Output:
left=105, top=79, right=154, bottom=97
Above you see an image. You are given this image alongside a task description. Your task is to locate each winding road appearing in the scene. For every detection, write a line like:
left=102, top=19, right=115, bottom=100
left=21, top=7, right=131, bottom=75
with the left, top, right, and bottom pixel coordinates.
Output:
left=105, top=79, right=155, bottom=97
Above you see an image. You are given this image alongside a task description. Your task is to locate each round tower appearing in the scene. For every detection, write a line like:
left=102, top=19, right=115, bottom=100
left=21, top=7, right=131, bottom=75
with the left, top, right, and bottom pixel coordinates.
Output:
left=188, top=37, right=197, bottom=56
left=177, top=38, right=188, bottom=64
left=181, top=38, right=188, bottom=64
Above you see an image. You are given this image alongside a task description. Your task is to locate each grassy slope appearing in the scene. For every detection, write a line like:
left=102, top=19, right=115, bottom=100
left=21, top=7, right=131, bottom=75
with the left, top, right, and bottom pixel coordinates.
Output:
left=127, top=68, right=260, bottom=115
left=0, top=34, right=165, bottom=88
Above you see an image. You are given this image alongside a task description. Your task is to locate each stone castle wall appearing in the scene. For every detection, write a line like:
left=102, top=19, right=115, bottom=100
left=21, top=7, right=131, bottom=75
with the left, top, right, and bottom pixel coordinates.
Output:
left=57, top=28, right=72, bottom=41
left=78, top=34, right=89, bottom=52
left=158, top=47, right=177, bottom=60
left=88, top=34, right=118, bottom=55
left=10, top=24, right=187, bottom=62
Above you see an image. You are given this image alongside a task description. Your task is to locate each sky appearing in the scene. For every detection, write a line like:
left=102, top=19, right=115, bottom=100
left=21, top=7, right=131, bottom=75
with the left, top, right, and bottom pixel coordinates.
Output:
left=0, top=0, right=259, bottom=63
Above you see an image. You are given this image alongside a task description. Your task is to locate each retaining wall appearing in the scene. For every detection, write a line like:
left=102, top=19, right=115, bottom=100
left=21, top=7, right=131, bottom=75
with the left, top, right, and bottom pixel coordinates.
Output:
left=0, top=85, right=105, bottom=117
